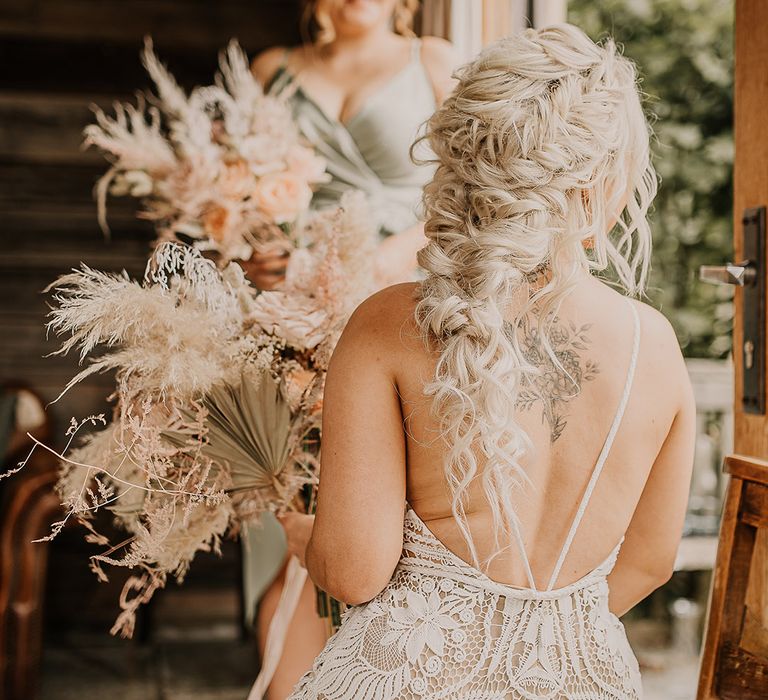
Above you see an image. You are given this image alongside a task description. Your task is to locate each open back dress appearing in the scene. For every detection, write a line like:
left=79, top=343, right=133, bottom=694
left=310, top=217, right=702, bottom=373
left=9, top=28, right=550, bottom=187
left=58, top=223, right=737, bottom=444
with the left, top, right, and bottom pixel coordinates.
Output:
left=287, top=300, right=643, bottom=699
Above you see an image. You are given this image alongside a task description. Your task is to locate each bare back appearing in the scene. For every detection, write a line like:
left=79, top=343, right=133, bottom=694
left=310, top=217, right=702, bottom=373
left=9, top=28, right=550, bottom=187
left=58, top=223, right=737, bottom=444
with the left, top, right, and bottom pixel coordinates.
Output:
left=388, top=276, right=695, bottom=595
left=298, top=272, right=696, bottom=699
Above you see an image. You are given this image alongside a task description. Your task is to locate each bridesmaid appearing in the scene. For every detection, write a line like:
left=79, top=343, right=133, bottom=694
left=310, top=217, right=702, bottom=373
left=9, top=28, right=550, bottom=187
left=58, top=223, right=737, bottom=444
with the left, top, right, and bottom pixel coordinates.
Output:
left=243, top=1, right=456, bottom=697
left=245, top=0, right=455, bottom=290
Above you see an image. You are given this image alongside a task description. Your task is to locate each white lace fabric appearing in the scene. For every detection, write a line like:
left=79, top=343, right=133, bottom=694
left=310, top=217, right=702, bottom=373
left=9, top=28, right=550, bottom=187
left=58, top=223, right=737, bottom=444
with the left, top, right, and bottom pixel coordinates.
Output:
left=287, top=507, right=641, bottom=699
left=288, top=301, right=643, bottom=699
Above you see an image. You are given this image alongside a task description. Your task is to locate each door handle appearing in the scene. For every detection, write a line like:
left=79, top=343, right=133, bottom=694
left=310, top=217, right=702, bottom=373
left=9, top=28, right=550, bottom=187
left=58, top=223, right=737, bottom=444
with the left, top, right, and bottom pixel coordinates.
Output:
left=698, top=207, right=765, bottom=414
left=699, top=261, right=756, bottom=286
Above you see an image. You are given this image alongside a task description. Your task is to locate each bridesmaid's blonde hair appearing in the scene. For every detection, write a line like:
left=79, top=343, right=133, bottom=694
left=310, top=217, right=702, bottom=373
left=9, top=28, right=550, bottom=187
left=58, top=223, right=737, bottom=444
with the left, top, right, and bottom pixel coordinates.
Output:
left=414, top=24, right=657, bottom=566
left=302, top=0, right=419, bottom=47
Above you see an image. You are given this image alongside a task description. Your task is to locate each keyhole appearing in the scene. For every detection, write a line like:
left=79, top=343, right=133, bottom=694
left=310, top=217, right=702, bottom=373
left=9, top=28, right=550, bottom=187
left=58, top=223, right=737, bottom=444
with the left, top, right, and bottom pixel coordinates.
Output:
left=744, top=339, right=755, bottom=370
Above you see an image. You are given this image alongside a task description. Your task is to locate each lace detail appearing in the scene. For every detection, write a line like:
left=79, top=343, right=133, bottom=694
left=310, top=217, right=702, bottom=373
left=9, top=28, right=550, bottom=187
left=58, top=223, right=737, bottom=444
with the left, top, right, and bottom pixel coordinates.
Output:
left=288, top=300, right=643, bottom=699
left=287, top=509, right=641, bottom=700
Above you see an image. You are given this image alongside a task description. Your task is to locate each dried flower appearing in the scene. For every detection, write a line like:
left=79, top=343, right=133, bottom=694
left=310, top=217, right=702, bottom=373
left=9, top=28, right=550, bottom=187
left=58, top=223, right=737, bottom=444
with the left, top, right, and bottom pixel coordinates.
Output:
left=85, top=39, right=327, bottom=261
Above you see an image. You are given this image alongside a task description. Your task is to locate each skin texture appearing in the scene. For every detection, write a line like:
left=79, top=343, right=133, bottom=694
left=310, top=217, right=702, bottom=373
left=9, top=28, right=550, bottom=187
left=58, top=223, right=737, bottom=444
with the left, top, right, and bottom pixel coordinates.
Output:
left=299, top=273, right=695, bottom=617
left=246, top=4, right=457, bottom=696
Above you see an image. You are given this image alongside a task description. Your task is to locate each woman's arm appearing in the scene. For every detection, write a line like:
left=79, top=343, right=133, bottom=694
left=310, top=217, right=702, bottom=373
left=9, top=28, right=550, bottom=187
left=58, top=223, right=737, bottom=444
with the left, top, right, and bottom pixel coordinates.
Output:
left=607, top=320, right=696, bottom=616
left=305, top=288, right=408, bottom=605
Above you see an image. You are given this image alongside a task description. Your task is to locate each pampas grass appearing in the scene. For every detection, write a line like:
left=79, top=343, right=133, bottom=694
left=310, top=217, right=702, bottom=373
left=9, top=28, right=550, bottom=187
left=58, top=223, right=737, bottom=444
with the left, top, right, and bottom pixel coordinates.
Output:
left=8, top=210, right=375, bottom=635
left=10, top=38, right=379, bottom=636
left=46, top=245, right=248, bottom=403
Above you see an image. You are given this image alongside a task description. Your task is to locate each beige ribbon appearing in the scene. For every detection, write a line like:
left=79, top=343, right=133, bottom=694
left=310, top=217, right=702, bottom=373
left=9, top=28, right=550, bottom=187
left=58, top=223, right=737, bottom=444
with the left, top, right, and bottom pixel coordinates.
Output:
left=247, top=555, right=308, bottom=700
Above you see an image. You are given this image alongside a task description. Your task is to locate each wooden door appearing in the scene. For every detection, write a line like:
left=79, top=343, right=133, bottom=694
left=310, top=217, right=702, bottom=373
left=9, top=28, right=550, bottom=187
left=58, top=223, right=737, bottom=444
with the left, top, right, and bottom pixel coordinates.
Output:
left=697, top=1, right=768, bottom=697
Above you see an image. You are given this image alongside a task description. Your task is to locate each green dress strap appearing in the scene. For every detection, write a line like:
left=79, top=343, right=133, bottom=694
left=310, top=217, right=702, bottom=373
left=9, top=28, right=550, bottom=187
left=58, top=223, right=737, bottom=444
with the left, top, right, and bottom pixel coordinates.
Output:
left=265, top=42, right=436, bottom=237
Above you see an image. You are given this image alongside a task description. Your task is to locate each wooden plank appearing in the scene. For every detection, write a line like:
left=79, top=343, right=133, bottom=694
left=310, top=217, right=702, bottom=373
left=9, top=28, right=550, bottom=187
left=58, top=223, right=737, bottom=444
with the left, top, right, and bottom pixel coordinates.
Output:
left=0, top=93, right=106, bottom=164
left=0, top=160, right=122, bottom=209
left=702, top=3, right=768, bottom=693
left=743, top=528, right=768, bottom=657
left=742, top=482, right=768, bottom=529
left=0, top=0, right=301, bottom=51
left=716, top=642, right=768, bottom=699
left=0, top=209, right=145, bottom=234
left=734, top=3, right=768, bottom=456
left=0, top=36, right=226, bottom=95
left=698, top=476, right=746, bottom=698
left=726, top=454, right=768, bottom=486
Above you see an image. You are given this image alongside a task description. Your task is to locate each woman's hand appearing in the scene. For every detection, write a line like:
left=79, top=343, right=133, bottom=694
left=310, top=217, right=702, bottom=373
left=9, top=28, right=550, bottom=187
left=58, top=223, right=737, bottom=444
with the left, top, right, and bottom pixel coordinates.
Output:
left=239, top=243, right=290, bottom=291
left=277, top=512, right=315, bottom=568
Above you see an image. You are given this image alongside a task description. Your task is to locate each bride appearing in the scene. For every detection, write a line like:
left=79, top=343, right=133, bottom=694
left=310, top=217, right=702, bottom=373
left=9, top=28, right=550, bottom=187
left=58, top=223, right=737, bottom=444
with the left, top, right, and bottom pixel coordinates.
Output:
left=279, top=23, right=695, bottom=699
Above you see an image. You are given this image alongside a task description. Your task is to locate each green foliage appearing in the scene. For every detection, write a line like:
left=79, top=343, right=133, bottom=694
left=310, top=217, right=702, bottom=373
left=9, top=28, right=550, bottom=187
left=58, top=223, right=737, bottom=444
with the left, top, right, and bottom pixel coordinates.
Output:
left=569, top=0, right=734, bottom=358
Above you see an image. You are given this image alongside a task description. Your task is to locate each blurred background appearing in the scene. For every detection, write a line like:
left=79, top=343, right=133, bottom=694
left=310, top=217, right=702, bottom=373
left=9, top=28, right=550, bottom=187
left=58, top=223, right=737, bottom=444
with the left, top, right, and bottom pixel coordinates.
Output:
left=0, top=1, right=733, bottom=698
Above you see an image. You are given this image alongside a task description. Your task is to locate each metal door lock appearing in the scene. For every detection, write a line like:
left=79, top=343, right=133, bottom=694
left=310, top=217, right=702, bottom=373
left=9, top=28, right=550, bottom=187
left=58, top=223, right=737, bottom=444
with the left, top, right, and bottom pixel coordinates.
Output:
left=700, top=206, right=765, bottom=414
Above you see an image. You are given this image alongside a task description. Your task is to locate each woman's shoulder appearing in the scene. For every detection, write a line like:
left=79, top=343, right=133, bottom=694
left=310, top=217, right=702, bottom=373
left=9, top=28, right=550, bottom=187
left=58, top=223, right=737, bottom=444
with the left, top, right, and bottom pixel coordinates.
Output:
left=340, top=283, right=420, bottom=347
left=626, top=295, right=692, bottom=407
left=581, top=279, right=689, bottom=396
left=250, top=45, right=291, bottom=86
left=417, top=36, right=459, bottom=102
left=628, top=296, right=682, bottom=356
left=347, top=282, right=420, bottom=331
left=419, top=36, right=455, bottom=59
left=586, top=278, right=679, bottom=351
left=329, top=283, right=421, bottom=374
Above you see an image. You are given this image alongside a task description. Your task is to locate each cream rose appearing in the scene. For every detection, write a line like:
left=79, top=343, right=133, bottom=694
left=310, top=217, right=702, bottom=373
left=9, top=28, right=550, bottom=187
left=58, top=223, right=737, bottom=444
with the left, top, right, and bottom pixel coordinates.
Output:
left=253, top=171, right=313, bottom=224
left=249, top=291, right=329, bottom=350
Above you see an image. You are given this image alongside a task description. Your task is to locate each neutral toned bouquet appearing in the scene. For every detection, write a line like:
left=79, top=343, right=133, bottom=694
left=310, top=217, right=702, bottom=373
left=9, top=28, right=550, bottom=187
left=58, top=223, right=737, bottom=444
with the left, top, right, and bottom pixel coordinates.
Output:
left=7, top=186, right=375, bottom=634
left=85, top=38, right=327, bottom=262
left=6, top=39, right=379, bottom=696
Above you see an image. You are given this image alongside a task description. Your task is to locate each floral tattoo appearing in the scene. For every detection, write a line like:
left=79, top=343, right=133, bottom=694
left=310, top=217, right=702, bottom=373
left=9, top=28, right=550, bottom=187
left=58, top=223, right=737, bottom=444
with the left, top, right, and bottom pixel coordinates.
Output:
left=514, top=315, right=600, bottom=443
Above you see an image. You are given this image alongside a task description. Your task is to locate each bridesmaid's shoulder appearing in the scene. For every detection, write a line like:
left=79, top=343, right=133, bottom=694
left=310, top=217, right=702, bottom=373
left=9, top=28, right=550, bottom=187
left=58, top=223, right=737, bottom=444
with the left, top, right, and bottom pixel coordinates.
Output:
left=419, top=36, right=455, bottom=62
left=251, top=45, right=291, bottom=86
left=418, top=36, right=459, bottom=102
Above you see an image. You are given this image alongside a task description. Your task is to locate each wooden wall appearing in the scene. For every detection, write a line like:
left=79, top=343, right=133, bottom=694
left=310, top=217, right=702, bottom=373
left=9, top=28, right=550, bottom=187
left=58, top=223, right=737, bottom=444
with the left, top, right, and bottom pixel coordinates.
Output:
left=0, top=0, right=302, bottom=436
left=0, top=0, right=302, bottom=642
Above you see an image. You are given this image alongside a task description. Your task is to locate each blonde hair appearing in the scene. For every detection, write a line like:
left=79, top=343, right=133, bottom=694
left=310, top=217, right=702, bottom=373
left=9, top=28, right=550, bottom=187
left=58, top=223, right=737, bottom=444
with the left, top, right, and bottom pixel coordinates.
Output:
left=414, top=24, right=657, bottom=567
left=302, top=0, right=419, bottom=47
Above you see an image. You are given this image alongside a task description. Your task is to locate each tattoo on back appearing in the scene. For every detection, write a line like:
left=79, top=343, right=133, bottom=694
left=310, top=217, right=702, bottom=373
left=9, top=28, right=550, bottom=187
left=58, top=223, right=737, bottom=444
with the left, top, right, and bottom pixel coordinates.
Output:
left=514, top=315, right=600, bottom=443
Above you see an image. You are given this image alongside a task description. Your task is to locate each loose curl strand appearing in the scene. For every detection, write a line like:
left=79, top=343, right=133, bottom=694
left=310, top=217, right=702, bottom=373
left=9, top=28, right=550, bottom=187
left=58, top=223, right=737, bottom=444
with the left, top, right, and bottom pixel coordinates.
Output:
left=413, top=24, right=657, bottom=568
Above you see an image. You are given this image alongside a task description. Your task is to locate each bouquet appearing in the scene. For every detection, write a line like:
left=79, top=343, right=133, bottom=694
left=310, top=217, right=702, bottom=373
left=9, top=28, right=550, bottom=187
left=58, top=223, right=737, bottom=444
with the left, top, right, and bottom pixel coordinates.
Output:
left=2, top=37, right=380, bottom=696
left=84, top=38, right=328, bottom=262
left=14, top=190, right=375, bottom=636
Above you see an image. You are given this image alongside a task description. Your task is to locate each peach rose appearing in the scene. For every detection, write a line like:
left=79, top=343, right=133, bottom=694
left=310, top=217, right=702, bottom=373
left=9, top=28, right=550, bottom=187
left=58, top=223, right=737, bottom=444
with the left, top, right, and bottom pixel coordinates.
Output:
left=253, top=172, right=313, bottom=224
left=202, top=203, right=236, bottom=243
left=286, top=145, right=327, bottom=184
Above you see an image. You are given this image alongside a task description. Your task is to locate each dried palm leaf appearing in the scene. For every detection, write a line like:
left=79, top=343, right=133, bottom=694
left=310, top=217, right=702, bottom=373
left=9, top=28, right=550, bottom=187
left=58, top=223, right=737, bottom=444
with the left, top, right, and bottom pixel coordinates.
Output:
left=164, top=372, right=305, bottom=502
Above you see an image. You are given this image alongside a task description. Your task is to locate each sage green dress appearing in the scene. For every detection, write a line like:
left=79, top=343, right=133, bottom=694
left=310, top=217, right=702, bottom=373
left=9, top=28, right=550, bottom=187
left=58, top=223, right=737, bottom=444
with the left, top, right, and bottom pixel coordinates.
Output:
left=242, top=39, right=437, bottom=624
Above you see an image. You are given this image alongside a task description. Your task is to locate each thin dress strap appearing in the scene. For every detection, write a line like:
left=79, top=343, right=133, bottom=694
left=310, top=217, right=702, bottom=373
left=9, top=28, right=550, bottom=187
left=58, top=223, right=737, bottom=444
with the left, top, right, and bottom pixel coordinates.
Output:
left=410, top=37, right=422, bottom=62
left=509, top=513, right=537, bottom=590
left=545, top=298, right=641, bottom=591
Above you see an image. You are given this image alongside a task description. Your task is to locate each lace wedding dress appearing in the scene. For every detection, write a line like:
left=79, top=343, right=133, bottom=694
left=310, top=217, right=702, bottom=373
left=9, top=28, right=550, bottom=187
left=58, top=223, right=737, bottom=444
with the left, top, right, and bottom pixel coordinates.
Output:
left=288, top=303, right=642, bottom=699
